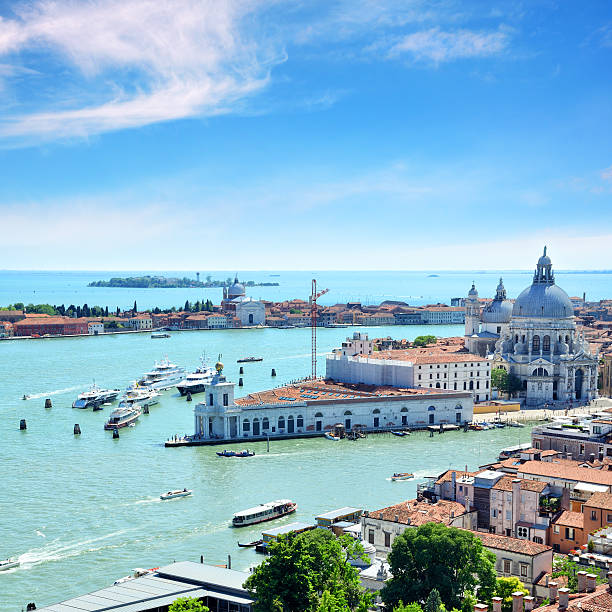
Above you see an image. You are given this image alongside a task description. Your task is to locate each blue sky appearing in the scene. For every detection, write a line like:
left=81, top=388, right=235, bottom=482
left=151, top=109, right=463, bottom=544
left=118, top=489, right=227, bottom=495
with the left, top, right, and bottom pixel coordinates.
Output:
left=0, top=0, right=611, bottom=270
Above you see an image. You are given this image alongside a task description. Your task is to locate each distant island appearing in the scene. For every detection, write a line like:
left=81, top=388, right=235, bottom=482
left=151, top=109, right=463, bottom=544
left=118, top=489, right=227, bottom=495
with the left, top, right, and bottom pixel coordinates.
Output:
left=88, top=275, right=279, bottom=289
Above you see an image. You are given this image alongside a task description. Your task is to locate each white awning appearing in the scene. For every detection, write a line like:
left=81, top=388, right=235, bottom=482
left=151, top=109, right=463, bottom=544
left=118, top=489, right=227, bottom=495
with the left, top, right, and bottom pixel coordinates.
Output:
left=575, top=482, right=608, bottom=493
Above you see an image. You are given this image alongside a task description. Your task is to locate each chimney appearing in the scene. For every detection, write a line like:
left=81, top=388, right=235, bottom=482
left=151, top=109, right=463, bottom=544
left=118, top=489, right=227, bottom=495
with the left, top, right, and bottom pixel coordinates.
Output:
left=577, top=570, right=588, bottom=592
left=558, top=587, right=570, bottom=611
left=549, top=581, right=558, bottom=603
left=492, top=596, right=503, bottom=612
left=512, top=591, right=524, bottom=612
left=474, top=604, right=488, bottom=612
left=524, top=596, right=534, bottom=612
left=586, top=573, right=597, bottom=592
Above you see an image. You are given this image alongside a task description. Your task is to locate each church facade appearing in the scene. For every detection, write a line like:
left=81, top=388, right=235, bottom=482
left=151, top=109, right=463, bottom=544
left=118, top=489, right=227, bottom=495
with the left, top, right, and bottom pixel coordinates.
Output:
left=465, top=248, right=598, bottom=407
left=221, top=276, right=266, bottom=326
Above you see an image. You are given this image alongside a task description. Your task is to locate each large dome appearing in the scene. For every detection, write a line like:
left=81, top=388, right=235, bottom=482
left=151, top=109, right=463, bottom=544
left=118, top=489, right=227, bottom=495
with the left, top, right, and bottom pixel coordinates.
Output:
left=512, top=282, right=573, bottom=319
left=228, top=276, right=245, bottom=299
left=482, top=299, right=513, bottom=323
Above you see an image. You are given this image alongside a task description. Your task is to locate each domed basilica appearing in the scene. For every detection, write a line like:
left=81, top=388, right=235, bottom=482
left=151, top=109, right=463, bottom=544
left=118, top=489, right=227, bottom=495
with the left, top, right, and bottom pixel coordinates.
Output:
left=465, top=248, right=598, bottom=406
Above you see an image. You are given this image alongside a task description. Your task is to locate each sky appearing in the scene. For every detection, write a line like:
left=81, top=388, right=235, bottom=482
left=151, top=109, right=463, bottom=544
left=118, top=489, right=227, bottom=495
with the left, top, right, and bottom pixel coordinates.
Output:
left=0, top=0, right=611, bottom=270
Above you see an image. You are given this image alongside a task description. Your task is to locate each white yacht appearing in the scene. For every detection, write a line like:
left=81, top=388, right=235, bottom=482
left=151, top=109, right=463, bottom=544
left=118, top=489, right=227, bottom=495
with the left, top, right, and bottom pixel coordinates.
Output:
left=160, top=489, right=192, bottom=500
left=232, top=499, right=297, bottom=527
left=120, top=383, right=160, bottom=408
left=104, top=405, right=142, bottom=430
left=177, top=356, right=215, bottom=396
left=138, top=357, right=185, bottom=391
left=0, top=558, right=19, bottom=571
left=72, top=384, right=121, bottom=409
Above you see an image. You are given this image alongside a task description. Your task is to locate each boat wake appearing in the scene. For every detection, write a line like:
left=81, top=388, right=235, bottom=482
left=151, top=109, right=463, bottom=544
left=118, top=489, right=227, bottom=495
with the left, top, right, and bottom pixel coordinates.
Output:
left=132, top=496, right=163, bottom=506
left=22, top=386, right=83, bottom=401
left=17, top=529, right=137, bottom=568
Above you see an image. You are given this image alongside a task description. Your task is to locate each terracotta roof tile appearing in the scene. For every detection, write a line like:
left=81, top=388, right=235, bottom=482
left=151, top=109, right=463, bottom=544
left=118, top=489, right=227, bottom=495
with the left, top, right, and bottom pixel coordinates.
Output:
left=553, top=511, right=584, bottom=529
left=585, top=492, right=612, bottom=511
left=518, top=461, right=612, bottom=487
left=470, top=531, right=552, bottom=556
left=368, top=499, right=467, bottom=527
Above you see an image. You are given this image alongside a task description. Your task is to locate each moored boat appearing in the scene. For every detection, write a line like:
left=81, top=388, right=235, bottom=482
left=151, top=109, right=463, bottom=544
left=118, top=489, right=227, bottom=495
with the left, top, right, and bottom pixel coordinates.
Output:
left=104, top=405, right=142, bottom=430
left=324, top=432, right=340, bottom=441
left=216, top=449, right=236, bottom=457
left=391, top=472, right=414, bottom=481
left=217, top=449, right=254, bottom=457
left=177, top=356, right=215, bottom=396
left=237, top=356, right=263, bottom=363
left=232, top=499, right=297, bottom=527
left=138, top=357, right=185, bottom=391
left=120, top=384, right=160, bottom=409
left=237, top=539, right=263, bottom=548
left=160, top=489, right=192, bottom=500
left=73, top=384, right=121, bottom=409
left=151, top=331, right=170, bottom=338
left=0, top=558, right=19, bottom=571
left=391, top=430, right=410, bottom=437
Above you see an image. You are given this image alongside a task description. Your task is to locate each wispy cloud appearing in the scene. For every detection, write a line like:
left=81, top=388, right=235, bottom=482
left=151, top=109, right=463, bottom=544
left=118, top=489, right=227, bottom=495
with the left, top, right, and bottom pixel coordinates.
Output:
left=0, top=0, right=280, bottom=140
left=386, top=27, right=509, bottom=63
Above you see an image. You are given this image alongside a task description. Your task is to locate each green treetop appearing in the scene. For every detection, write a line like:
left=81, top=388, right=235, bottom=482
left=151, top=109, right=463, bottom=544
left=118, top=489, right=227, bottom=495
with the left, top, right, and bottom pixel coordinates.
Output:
left=168, top=596, right=209, bottom=611
left=243, top=529, right=371, bottom=612
left=381, top=522, right=496, bottom=611
left=493, top=577, right=528, bottom=612
left=413, top=335, right=437, bottom=347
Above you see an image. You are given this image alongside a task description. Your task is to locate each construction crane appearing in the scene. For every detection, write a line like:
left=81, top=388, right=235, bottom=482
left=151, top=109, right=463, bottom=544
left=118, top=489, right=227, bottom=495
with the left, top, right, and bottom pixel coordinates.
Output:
left=310, top=279, right=329, bottom=379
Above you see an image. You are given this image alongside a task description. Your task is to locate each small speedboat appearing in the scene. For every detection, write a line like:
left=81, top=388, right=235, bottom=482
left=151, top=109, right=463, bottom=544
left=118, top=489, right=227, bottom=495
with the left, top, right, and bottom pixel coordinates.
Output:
left=160, top=489, right=192, bottom=500
left=325, top=432, right=341, bottom=441
left=507, top=421, right=525, bottom=428
left=0, top=558, right=19, bottom=571
left=217, top=450, right=236, bottom=457
left=391, top=430, right=409, bottom=437
left=391, top=473, right=414, bottom=481
left=22, top=394, right=31, bottom=401
left=237, top=357, right=263, bottom=363
left=235, top=450, right=255, bottom=457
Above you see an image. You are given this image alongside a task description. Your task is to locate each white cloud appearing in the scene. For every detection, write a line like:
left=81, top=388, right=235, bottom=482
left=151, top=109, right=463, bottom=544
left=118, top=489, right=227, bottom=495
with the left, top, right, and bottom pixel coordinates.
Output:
left=0, top=0, right=279, bottom=139
left=388, top=27, right=509, bottom=63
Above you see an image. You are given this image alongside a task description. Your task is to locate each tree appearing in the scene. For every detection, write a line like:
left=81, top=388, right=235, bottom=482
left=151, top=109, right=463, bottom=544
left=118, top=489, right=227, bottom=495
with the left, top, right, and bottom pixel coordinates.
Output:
left=425, top=590, right=443, bottom=612
left=105, top=306, right=109, bottom=317
left=381, top=523, right=496, bottom=611
left=413, top=335, right=436, bottom=347
left=185, top=300, right=191, bottom=312
left=491, top=368, right=508, bottom=391
left=168, top=597, right=209, bottom=612
left=493, top=577, right=528, bottom=612
left=133, top=300, right=137, bottom=313
left=394, top=604, right=424, bottom=612
left=552, top=556, right=580, bottom=592
left=507, top=373, right=522, bottom=396
left=244, top=529, right=371, bottom=612
left=116, top=306, right=120, bottom=316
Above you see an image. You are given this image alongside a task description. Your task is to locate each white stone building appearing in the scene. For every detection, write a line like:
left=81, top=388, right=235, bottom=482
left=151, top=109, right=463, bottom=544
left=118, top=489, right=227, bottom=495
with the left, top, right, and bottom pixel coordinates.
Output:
left=221, top=277, right=266, bottom=326
left=192, top=362, right=473, bottom=441
left=465, top=248, right=598, bottom=406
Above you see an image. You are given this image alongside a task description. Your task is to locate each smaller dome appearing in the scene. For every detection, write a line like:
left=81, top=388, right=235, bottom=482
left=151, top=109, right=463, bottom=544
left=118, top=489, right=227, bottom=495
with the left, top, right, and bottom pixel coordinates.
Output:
left=482, top=299, right=513, bottom=324
left=215, top=361, right=224, bottom=372
left=228, top=275, right=245, bottom=298
left=467, top=282, right=478, bottom=298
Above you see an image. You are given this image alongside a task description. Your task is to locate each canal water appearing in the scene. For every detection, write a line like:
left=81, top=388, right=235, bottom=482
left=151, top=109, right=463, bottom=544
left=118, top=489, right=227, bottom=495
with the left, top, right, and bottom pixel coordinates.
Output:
left=1, top=324, right=536, bottom=609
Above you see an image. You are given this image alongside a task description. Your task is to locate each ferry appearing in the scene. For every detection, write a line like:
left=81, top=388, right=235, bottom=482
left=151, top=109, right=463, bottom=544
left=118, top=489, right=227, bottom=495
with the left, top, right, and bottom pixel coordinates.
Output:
left=237, top=356, right=263, bottom=363
left=216, top=449, right=255, bottom=458
left=177, top=357, right=216, bottom=396
left=138, top=357, right=185, bottom=391
left=160, top=489, right=192, bottom=500
left=72, top=384, right=121, bottom=409
left=232, top=499, right=297, bottom=527
left=0, top=558, right=19, bottom=571
left=104, top=406, right=142, bottom=430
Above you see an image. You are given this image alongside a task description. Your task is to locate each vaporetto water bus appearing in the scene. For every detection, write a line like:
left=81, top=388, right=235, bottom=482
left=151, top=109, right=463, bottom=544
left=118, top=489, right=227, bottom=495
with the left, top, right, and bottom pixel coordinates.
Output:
left=232, top=499, right=297, bottom=527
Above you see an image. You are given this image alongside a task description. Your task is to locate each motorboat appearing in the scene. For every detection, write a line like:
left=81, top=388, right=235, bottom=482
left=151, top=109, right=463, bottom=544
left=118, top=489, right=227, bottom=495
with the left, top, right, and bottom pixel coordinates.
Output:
left=0, top=558, right=19, bottom=571
left=237, top=539, right=263, bottom=548
left=216, top=449, right=254, bottom=457
left=138, top=357, right=185, bottom=391
left=232, top=500, right=297, bottom=527
left=216, top=449, right=236, bottom=457
left=391, top=430, right=410, bottom=437
left=237, top=357, right=263, bottom=363
left=104, top=405, right=142, bottom=430
left=151, top=331, right=170, bottom=338
left=177, top=357, right=216, bottom=396
left=507, top=421, right=525, bottom=428
left=160, top=489, right=192, bottom=500
left=22, top=394, right=31, bottom=401
left=72, top=384, right=121, bottom=409
left=325, top=432, right=341, bottom=441
left=120, top=383, right=160, bottom=408
left=391, top=473, right=414, bottom=481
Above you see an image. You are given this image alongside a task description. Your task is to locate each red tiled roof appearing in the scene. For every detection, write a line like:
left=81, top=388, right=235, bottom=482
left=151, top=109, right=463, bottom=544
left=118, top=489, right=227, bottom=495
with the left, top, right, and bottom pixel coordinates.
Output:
left=518, top=461, right=612, bottom=487
left=492, top=476, right=548, bottom=493
left=584, top=492, right=612, bottom=511
left=363, top=349, right=487, bottom=365
left=553, top=511, right=584, bottom=529
left=538, top=584, right=612, bottom=612
left=435, top=470, right=477, bottom=485
left=470, top=531, right=552, bottom=556
left=368, top=499, right=467, bottom=527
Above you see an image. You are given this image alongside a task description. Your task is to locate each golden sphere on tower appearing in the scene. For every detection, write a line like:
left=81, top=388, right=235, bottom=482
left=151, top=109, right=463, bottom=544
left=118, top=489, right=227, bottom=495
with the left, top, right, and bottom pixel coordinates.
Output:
left=215, top=361, right=224, bottom=372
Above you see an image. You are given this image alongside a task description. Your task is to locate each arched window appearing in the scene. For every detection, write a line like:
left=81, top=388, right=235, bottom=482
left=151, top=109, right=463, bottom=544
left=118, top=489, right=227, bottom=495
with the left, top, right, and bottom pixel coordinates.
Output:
left=463, top=382, right=467, bottom=390
left=435, top=382, right=440, bottom=388
left=373, top=408, right=380, bottom=414
left=315, top=412, right=323, bottom=418
left=400, top=407, right=408, bottom=412
left=532, top=335, right=540, bottom=352
left=515, top=335, right=519, bottom=343
left=533, top=367, right=549, bottom=377
left=543, top=335, right=550, bottom=352
left=262, top=417, right=270, bottom=430
left=469, top=380, right=474, bottom=390
left=456, top=403, right=463, bottom=410
left=565, top=335, right=570, bottom=344
left=428, top=406, right=436, bottom=411
left=344, top=410, right=352, bottom=416
left=454, top=382, right=457, bottom=390
left=278, top=416, right=285, bottom=430
left=297, top=415, right=304, bottom=428
left=242, top=419, right=250, bottom=432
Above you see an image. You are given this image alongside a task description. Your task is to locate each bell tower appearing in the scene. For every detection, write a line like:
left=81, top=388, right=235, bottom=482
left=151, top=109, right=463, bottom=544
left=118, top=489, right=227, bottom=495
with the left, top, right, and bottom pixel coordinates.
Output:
left=465, top=282, right=480, bottom=337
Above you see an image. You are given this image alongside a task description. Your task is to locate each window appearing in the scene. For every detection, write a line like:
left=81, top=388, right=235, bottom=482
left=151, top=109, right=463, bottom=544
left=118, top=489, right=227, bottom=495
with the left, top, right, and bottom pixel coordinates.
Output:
left=491, top=509, right=497, bottom=518
left=262, top=417, right=269, bottom=430
left=242, top=419, right=250, bottom=432
left=565, top=527, right=575, bottom=540
left=223, top=393, right=228, bottom=406
left=532, top=335, right=540, bottom=352
left=533, top=536, right=544, bottom=544
left=368, top=530, right=374, bottom=545
left=384, top=532, right=391, bottom=547
left=517, top=526, right=528, bottom=538
left=208, top=393, right=213, bottom=406
left=553, top=525, right=559, bottom=534
left=580, top=444, right=585, bottom=455
left=608, top=514, right=612, bottom=523
left=503, top=560, right=511, bottom=574
left=297, top=415, right=304, bottom=428
left=520, top=564, right=528, bottom=578
left=591, top=510, right=597, bottom=521
left=278, top=416, right=285, bottom=430
left=506, top=510, right=511, bottom=520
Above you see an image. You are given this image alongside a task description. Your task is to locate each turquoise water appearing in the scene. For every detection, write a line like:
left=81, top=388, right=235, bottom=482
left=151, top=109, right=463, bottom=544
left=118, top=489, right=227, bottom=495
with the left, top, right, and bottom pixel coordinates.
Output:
left=0, top=323, right=537, bottom=609
left=1, top=269, right=611, bottom=311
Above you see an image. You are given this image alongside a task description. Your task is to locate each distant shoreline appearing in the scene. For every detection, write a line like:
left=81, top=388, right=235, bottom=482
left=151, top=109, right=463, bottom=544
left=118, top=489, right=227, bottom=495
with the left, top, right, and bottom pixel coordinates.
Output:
left=88, top=275, right=279, bottom=289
